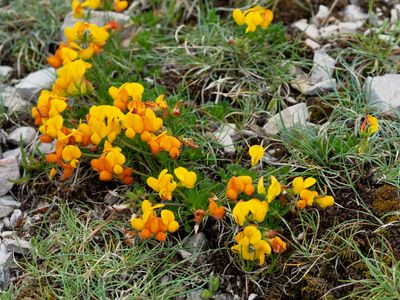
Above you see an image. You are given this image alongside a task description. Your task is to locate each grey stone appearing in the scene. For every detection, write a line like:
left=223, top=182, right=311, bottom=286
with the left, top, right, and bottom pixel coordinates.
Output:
left=14, top=68, right=56, bottom=100
left=35, top=140, right=56, bottom=154
left=0, top=86, right=30, bottom=113
left=3, top=148, right=21, bottom=161
left=292, top=19, right=320, bottom=40
left=305, top=39, right=320, bottom=50
left=0, top=158, right=20, bottom=197
left=365, top=74, right=400, bottom=111
left=0, top=196, right=20, bottom=209
left=185, top=233, right=209, bottom=252
left=320, top=25, right=339, bottom=38
left=61, top=11, right=131, bottom=42
left=186, top=290, right=204, bottom=300
left=391, top=8, right=399, bottom=24
left=213, top=123, right=236, bottom=154
left=248, top=294, right=258, bottom=300
left=313, top=5, right=329, bottom=26
left=7, top=126, right=36, bottom=146
left=310, top=50, right=336, bottom=83
left=304, top=79, right=336, bottom=96
left=345, top=5, right=368, bottom=22
left=0, top=245, right=12, bottom=290
left=0, top=66, right=12, bottom=79
left=215, top=293, right=233, bottom=300
left=3, top=238, right=31, bottom=254
left=9, top=209, right=23, bottom=229
left=263, top=103, right=309, bottom=136
left=0, top=207, right=14, bottom=219
left=338, top=21, right=363, bottom=33
left=289, top=66, right=313, bottom=94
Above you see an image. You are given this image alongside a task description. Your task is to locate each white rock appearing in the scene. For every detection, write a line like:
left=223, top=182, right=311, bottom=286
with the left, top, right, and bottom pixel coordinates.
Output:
left=3, top=238, right=31, bottom=254
left=0, top=207, right=14, bottom=219
left=289, top=66, right=313, bottom=94
left=263, top=103, right=309, bottom=135
left=378, top=34, right=394, bottom=43
left=0, top=158, right=20, bottom=197
left=14, top=68, right=56, bottom=100
left=61, top=11, right=131, bottom=41
left=313, top=5, right=330, bottom=25
left=35, top=140, right=56, bottom=154
left=345, top=5, right=368, bottom=22
left=9, top=209, right=23, bottom=229
left=3, top=148, right=21, bottom=161
left=310, top=50, right=336, bottom=83
left=0, top=66, right=12, bottom=79
left=305, top=39, right=320, bottom=50
left=390, top=8, right=398, bottom=24
left=0, top=196, right=20, bottom=209
left=304, top=79, right=336, bottom=96
left=7, top=126, right=36, bottom=146
left=292, top=19, right=320, bottom=40
left=0, top=86, right=30, bottom=113
left=213, top=123, right=236, bottom=154
left=0, top=244, right=12, bottom=289
left=338, top=21, right=363, bottom=33
left=365, top=74, right=400, bottom=111
left=320, top=25, right=339, bottom=38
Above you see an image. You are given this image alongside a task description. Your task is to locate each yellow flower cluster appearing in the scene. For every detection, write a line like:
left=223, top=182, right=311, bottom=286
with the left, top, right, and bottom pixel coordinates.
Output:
left=233, top=6, right=274, bottom=33
left=72, top=0, right=128, bottom=18
left=292, top=177, right=334, bottom=209
left=147, top=167, right=197, bottom=200
left=130, top=200, right=179, bottom=242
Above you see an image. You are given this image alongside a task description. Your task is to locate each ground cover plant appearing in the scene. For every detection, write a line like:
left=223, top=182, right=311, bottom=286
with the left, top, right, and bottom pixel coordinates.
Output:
left=0, top=0, right=400, bottom=299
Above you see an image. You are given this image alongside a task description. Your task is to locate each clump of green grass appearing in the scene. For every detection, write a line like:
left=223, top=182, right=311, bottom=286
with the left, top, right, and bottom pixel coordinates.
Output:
left=0, top=0, right=70, bottom=75
left=12, top=203, right=208, bottom=299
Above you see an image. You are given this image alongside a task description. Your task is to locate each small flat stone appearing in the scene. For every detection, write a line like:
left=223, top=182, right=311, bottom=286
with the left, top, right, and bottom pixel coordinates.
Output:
left=0, top=158, right=20, bottom=197
left=0, top=86, right=30, bottom=113
left=263, top=103, right=309, bottom=136
left=313, top=5, right=329, bottom=26
left=292, top=19, right=320, bottom=40
left=310, top=50, right=336, bottom=83
left=345, top=5, right=368, bottom=22
left=14, top=68, right=56, bottom=100
left=3, top=238, right=31, bottom=254
left=7, top=126, right=36, bottom=146
left=213, top=123, right=236, bottom=154
left=320, top=25, right=339, bottom=38
left=365, top=74, right=400, bottom=111
left=338, top=21, right=363, bottom=33
left=304, top=39, right=320, bottom=50
left=3, top=148, right=21, bottom=161
left=185, top=232, right=209, bottom=252
left=0, top=66, right=12, bottom=79
left=0, top=207, right=14, bottom=219
left=0, top=195, right=20, bottom=209
left=304, top=79, right=336, bottom=96
left=9, top=209, right=23, bottom=229
left=35, top=140, right=56, bottom=154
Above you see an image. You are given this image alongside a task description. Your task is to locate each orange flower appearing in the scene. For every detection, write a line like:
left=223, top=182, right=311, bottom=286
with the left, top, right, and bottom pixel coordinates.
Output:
left=208, top=198, right=225, bottom=220
left=269, top=236, right=287, bottom=254
left=226, top=176, right=254, bottom=201
left=194, top=209, right=205, bottom=223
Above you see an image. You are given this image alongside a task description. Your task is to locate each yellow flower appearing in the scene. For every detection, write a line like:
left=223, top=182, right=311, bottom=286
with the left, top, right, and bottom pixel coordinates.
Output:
left=39, top=115, right=64, bottom=138
left=292, top=176, right=316, bottom=194
left=49, top=167, right=57, bottom=179
left=267, top=175, right=281, bottom=203
left=232, top=6, right=274, bottom=33
left=231, top=226, right=271, bottom=265
left=299, top=189, right=318, bottom=207
left=82, top=0, right=102, bottom=9
left=232, top=199, right=268, bottom=226
left=147, top=169, right=177, bottom=200
left=232, top=9, right=245, bottom=25
left=52, top=59, right=92, bottom=96
left=72, top=0, right=84, bottom=18
left=315, top=195, right=335, bottom=208
left=174, top=167, right=197, bottom=189
left=257, top=176, right=266, bottom=195
left=61, top=145, right=81, bottom=168
left=361, top=115, right=379, bottom=135
left=113, top=0, right=128, bottom=12
left=249, top=145, right=264, bottom=167
left=160, top=210, right=179, bottom=233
